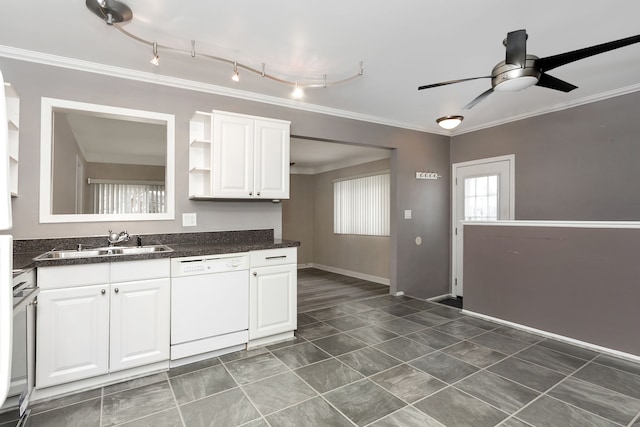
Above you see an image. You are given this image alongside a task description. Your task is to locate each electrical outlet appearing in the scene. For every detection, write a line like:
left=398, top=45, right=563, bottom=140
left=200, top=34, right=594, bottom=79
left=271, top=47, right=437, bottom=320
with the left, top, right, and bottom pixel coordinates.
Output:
left=404, top=210, right=412, bottom=219
left=182, top=213, right=197, bottom=227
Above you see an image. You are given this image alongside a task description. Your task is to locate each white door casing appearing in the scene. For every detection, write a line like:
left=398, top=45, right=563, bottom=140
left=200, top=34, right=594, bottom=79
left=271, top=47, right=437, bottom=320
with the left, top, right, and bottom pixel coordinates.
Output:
left=451, top=155, right=514, bottom=297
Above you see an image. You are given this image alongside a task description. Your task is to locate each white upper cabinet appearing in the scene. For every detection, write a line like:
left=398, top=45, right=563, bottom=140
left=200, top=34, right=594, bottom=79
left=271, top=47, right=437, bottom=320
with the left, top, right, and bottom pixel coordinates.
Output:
left=189, top=110, right=290, bottom=200
left=5, top=83, right=19, bottom=197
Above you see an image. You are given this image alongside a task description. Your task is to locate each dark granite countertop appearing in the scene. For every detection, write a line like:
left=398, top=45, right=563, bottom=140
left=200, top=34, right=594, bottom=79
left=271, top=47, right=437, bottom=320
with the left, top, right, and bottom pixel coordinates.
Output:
left=13, top=230, right=299, bottom=270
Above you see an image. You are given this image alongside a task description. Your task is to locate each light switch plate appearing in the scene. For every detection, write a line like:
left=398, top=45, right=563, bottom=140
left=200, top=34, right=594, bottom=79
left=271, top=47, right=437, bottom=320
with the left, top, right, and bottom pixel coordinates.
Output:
left=182, top=213, right=197, bottom=227
left=404, top=210, right=412, bottom=219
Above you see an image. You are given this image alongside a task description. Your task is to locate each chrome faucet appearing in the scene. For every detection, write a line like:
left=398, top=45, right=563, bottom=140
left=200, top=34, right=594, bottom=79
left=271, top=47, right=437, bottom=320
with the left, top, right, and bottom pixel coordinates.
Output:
left=107, top=230, right=130, bottom=247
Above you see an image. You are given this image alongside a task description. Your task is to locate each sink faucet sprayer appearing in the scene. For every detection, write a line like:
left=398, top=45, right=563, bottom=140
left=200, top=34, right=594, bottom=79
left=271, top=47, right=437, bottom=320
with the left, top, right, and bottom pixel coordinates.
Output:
left=107, top=230, right=130, bottom=246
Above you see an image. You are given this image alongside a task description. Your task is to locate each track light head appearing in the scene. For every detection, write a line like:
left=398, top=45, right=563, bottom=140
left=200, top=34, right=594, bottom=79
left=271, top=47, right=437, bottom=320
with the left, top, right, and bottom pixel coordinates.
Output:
left=231, top=61, right=240, bottom=82
left=150, top=42, right=159, bottom=66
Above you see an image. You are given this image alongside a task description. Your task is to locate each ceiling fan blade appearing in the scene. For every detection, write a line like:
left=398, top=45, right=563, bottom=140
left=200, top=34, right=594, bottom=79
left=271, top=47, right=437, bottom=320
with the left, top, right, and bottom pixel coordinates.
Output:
left=463, top=88, right=494, bottom=109
left=418, top=76, right=490, bottom=90
left=536, top=73, right=578, bottom=92
left=536, top=34, right=640, bottom=72
left=505, top=29, right=527, bottom=67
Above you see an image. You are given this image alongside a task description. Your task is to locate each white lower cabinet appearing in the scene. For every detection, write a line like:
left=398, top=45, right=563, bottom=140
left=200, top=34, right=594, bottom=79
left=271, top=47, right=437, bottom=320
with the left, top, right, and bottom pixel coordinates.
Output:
left=36, top=260, right=170, bottom=389
left=249, top=248, right=297, bottom=342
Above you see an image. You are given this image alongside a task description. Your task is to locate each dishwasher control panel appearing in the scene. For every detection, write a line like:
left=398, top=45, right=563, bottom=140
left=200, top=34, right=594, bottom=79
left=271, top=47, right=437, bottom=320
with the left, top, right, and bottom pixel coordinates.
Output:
left=171, top=253, right=250, bottom=277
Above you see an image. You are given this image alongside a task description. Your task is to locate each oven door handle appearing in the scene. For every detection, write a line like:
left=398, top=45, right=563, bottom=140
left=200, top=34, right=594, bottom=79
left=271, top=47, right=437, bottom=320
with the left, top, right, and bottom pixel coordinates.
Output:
left=13, top=287, right=39, bottom=312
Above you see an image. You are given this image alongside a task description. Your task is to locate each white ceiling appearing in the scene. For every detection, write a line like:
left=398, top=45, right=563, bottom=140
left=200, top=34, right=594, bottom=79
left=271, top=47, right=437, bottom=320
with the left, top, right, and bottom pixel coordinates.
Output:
left=2, top=1, right=640, bottom=138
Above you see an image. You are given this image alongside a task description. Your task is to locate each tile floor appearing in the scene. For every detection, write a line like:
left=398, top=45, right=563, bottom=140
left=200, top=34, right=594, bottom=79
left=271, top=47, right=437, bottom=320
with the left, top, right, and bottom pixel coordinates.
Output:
left=3, top=294, right=640, bottom=426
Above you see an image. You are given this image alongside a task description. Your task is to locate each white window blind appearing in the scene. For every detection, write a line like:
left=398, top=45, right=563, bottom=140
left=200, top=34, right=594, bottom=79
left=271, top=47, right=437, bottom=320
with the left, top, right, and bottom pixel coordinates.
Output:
left=89, top=180, right=165, bottom=214
left=334, top=172, right=390, bottom=236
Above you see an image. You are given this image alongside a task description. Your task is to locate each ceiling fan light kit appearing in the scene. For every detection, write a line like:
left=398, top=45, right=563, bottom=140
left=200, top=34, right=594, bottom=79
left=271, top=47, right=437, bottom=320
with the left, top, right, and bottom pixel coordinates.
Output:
left=436, top=115, right=463, bottom=130
left=85, top=0, right=363, bottom=96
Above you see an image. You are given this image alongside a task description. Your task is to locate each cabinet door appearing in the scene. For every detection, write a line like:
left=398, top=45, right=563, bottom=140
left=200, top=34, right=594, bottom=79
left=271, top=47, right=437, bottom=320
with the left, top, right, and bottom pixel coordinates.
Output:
left=36, top=285, right=110, bottom=388
left=212, top=113, right=254, bottom=198
left=249, top=264, right=297, bottom=339
left=254, top=119, right=290, bottom=199
left=110, top=278, right=170, bottom=372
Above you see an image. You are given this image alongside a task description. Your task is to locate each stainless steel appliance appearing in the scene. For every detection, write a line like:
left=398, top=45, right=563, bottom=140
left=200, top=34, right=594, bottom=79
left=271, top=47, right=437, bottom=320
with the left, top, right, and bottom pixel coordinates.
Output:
left=170, top=253, right=250, bottom=364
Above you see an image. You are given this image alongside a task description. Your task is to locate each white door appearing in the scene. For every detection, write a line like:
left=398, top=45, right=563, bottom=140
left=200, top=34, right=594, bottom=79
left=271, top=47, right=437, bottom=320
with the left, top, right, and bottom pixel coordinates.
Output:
left=110, top=279, right=170, bottom=372
left=452, top=155, right=514, bottom=297
left=211, top=113, right=254, bottom=198
left=36, top=285, right=110, bottom=388
left=254, top=119, right=289, bottom=199
left=249, top=264, right=297, bottom=340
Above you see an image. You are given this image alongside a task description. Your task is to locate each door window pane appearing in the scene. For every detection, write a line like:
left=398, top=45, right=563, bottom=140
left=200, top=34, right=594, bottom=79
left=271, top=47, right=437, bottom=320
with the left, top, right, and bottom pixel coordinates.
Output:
left=464, top=175, right=499, bottom=221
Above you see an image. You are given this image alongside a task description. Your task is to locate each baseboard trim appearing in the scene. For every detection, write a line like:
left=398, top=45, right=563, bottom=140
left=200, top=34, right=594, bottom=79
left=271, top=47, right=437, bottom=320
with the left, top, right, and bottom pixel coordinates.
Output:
left=462, top=309, right=640, bottom=363
left=307, top=263, right=390, bottom=286
left=427, top=294, right=454, bottom=302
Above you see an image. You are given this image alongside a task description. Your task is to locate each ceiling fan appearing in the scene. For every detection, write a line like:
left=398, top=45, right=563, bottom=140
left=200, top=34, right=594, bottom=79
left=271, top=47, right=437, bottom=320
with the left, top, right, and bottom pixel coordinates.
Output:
left=418, top=30, right=640, bottom=109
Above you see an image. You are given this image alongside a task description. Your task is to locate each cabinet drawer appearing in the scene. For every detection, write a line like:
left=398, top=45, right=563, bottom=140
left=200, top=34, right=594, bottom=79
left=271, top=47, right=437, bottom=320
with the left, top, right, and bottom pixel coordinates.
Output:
left=250, top=248, right=297, bottom=268
left=110, top=259, right=170, bottom=283
left=39, top=263, right=110, bottom=290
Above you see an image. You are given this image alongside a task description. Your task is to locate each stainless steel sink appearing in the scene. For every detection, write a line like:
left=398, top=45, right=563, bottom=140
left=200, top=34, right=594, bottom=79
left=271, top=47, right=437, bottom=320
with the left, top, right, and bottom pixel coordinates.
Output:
left=34, top=245, right=173, bottom=260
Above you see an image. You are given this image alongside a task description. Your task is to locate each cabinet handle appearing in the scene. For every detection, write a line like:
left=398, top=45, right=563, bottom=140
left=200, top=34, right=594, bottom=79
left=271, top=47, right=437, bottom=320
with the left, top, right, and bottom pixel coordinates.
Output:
left=101, top=289, right=106, bottom=295
left=253, top=272, right=257, bottom=276
left=257, top=192, right=260, bottom=196
left=266, top=255, right=287, bottom=260
left=114, top=288, right=119, bottom=294
left=249, top=191, right=253, bottom=196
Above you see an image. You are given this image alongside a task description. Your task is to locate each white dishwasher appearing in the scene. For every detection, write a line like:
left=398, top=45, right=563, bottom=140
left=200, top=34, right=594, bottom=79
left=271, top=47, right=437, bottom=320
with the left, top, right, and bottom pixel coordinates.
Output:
left=170, top=253, right=249, bottom=363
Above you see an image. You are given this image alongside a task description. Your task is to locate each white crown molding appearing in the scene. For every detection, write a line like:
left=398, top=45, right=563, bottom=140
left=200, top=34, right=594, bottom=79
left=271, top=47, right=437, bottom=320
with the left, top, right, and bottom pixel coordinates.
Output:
left=451, top=82, right=640, bottom=136
left=0, top=45, right=449, bottom=135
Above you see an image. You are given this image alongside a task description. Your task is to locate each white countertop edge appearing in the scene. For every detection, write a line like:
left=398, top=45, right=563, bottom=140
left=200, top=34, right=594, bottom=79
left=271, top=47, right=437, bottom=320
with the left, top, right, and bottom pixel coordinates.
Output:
left=461, top=220, right=640, bottom=229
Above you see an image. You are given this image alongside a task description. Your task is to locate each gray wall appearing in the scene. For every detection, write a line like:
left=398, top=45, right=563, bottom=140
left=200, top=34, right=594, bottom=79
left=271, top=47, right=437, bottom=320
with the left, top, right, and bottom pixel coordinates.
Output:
left=0, top=57, right=451, bottom=298
left=312, top=159, right=391, bottom=280
left=464, top=224, right=640, bottom=357
left=450, top=91, right=640, bottom=221
left=282, top=174, right=314, bottom=265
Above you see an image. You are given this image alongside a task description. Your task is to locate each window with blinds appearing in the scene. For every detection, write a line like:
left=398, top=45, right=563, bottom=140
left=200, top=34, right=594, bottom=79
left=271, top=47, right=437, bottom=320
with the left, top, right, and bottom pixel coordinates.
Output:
left=334, top=172, right=390, bottom=236
left=89, top=180, right=165, bottom=214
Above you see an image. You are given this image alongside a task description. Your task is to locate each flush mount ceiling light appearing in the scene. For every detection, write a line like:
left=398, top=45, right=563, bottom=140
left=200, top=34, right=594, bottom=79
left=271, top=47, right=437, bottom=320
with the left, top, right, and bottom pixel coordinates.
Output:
left=436, top=115, right=464, bottom=130
left=85, top=0, right=363, bottom=97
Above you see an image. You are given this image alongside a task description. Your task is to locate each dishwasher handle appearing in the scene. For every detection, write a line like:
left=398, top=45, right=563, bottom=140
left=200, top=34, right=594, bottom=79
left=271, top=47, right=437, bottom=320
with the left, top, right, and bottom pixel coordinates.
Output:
left=265, top=255, right=287, bottom=260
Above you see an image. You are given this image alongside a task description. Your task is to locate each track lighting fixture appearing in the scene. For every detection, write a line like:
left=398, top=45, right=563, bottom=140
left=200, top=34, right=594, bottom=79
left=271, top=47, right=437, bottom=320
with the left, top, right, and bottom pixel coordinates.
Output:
left=231, top=61, right=240, bottom=82
left=292, top=83, right=304, bottom=99
left=150, top=42, right=159, bottom=66
left=436, top=115, right=464, bottom=130
left=86, top=0, right=363, bottom=95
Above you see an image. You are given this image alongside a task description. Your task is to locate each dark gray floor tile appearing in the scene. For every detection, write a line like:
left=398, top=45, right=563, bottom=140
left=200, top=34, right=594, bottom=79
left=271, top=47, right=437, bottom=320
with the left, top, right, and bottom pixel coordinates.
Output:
left=219, top=346, right=269, bottom=363
left=104, top=372, right=168, bottom=395
left=265, top=336, right=305, bottom=350
left=312, top=333, right=368, bottom=356
left=170, top=364, right=237, bottom=404
left=492, top=326, right=544, bottom=344
left=470, top=332, right=531, bottom=355
left=414, top=386, right=508, bottom=427
left=593, top=353, right=640, bottom=377
left=456, top=371, right=539, bottom=414
left=537, top=339, right=600, bottom=360
left=297, top=312, right=318, bottom=326
left=548, top=377, right=640, bottom=425
left=401, top=299, right=440, bottom=311
left=375, top=317, right=426, bottom=335
left=266, top=397, right=352, bottom=427
left=377, top=303, right=419, bottom=317
left=306, top=306, right=348, bottom=321
left=574, top=361, right=640, bottom=400
left=346, top=325, right=398, bottom=345
left=515, top=344, right=588, bottom=375
left=432, top=320, right=487, bottom=340
left=633, top=415, right=640, bottom=426
left=488, top=356, right=565, bottom=392
left=359, top=297, right=397, bottom=309
left=225, top=353, right=288, bottom=385
left=403, top=311, right=449, bottom=327
left=295, top=322, right=340, bottom=340
left=116, top=408, right=183, bottom=427
left=325, top=379, right=405, bottom=426
left=353, top=309, right=398, bottom=323
left=405, top=328, right=460, bottom=350
left=240, top=419, right=268, bottom=427
left=442, top=340, right=508, bottom=368
left=102, top=381, right=175, bottom=427
left=0, top=410, right=19, bottom=424
left=336, top=301, right=380, bottom=315
left=29, top=388, right=102, bottom=414
left=294, top=358, right=363, bottom=393
left=498, top=418, right=534, bottom=427
left=242, top=372, right=317, bottom=415
left=371, top=406, right=444, bottom=426
left=25, top=399, right=100, bottom=427
left=379, top=295, right=414, bottom=303
left=374, top=336, right=436, bottom=362
left=338, top=347, right=401, bottom=376
left=371, top=364, right=446, bottom=403
left=168, top=357, right=221, bottom=378
left=424, top=305, right=464, bottom=320
left=456, top=316, right=500, bottom=331
left=410, top=351, right=478, bottom=384
left=0, top=420, right=19, bottom=427
left=179, top=387, right=260, bottom=427
left=324, top=315, right=369, bottom=331
left=271, top=342, right=331, bottom=368
left=516, top=395, right=619, bottom=427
